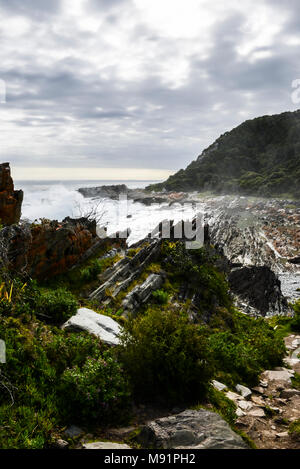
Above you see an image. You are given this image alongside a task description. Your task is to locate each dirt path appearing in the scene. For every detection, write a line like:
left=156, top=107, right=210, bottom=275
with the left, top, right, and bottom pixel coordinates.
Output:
left=235, top=335, right=300, bottom=449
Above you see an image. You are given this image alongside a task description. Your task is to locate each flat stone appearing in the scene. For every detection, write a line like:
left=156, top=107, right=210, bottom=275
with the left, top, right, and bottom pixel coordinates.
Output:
left=292, top=339, right=300, bottom=349
left=261, top=369, right=293, bottom=384
left=251, top=396, right=265, bottom=406
left=276, top=432, right=289, bottom=439
left=236, top=408, right=246, bottom=418
left=259, top=380, right=268, bottom=388
left=252, top=386, right=265, bottom=395
left=53, top=439, right=69, bottom=449
left=83, top=442, right=131, bottom=449
left=236, top=384, right=252, bottom=399
left=283, top=357, right=299, bottom=367
left=212, top=380, right=228, bottom=392
left=226, top=391, right=244, bottom=402
left=62, top=308, right=123, bottom=346
left=268, top=406, right=281, bottom=414
left=137, top=409, right=248, bottom=449
left=248, top=407, right=266, bottom=418
left=238, top=400, right=253, bottom=411
left=280, top=388, right=300, bottom=399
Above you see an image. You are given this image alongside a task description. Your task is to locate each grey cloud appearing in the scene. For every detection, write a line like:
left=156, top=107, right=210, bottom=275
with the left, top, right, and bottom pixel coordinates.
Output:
left=0, top=0, right=61, bottom=19
left=1, top=1, right=300, bottom=173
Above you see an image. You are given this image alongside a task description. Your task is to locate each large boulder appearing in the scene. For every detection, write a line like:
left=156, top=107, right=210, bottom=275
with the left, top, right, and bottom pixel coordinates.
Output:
left=137, top=409, right=248, bottom=449
left=0, top=163, right=23, bottom=225
left=62, top=308, right=123, bottom=346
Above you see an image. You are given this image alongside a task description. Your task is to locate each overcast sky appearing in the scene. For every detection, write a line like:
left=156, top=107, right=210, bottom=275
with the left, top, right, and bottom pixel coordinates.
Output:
left=1, top=0, right=300, bottom=180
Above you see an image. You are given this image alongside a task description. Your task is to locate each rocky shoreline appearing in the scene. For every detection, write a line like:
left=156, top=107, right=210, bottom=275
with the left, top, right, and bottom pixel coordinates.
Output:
left=0, top=168, right=299, bottom=450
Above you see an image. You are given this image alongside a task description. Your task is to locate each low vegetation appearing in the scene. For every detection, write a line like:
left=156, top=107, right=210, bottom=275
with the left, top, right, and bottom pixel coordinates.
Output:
left=0, top=240, right=290, bottom=448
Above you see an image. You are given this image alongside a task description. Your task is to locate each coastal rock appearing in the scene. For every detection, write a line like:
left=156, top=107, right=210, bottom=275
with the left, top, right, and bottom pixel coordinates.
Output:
left=122, top=273, right=164, bottom=310
left=89, top=239, right=162, bottom=303
left=0, top=163, right=23, bottom=225
left=62, top=308, right=123, bottom=345
left=229, top=265, right=288, bottom=317
left=0, top=217, right=99, bottom=279
left=137, top=409, right=248, bottom=449
left=78, top=184, right=129, bottom=199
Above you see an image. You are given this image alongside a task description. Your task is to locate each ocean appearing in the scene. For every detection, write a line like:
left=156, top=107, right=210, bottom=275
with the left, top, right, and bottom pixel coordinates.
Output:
left=15, top=180, right=198, bottom=246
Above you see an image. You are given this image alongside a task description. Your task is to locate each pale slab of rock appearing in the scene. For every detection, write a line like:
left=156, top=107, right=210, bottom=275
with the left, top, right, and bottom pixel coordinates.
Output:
left=226, top=391, right=244, bottom=402
left=280, top=389, right=300, bottom=399
left=261, top=369, right=293, bottom=384
left=283, top=357, right=299, bottom=367
left=236, top=408, right=246, bottom=418
left=53, top=439, right=69, bottom=449
left=137, top=409, right=248, bottom=449
left=252, top=386, right=265, bottom=395
left=212, top=380, right=228, bottom=392
left=122, top=274, right=163, bottom=310
left=62, top=308, right=123, bottom=346
left=83, top=442, right=131, bottom=449
left=238, top=400, right=253, bottom=411
left=259, top=380, right=268, bottom=388
left=276, top=432, right=289, bottom=439
left=236, top=384, right=252, bottom=399
left=251, top=396, right=265, bottom=406
left=248, top=407, right=266, bottom=418
left=292, top=338, right=300, bottom=349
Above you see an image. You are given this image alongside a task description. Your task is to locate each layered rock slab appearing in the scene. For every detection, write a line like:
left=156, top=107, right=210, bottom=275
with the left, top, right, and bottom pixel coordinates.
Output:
left=137, top=409, right=248, bottom=449
left=62, top=307, right=123, bottom=346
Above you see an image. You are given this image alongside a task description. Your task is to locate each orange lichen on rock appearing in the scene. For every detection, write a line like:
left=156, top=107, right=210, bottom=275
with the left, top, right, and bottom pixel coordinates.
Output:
left=0, top=163, right=23, bottom=225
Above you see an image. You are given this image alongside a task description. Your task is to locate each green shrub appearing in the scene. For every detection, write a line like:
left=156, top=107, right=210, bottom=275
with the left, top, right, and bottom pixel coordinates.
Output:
left=152, top=289, right=169, bottom=305
left=289, top=419, right=300, bottom=438
left=0, top=314, right=131, bottom=448
left=79, top=259, right=104, bottom=283
left=119, top=307, right=213, bottom=404
left=45, top=331, right=104, bottom=374
left=60, top=351, right=131, bottom=423
left=208, top=313, right=285, bottom=386
left=291, top=300, right=300, bottom=332
left=32, top=287, right=78, bottom=323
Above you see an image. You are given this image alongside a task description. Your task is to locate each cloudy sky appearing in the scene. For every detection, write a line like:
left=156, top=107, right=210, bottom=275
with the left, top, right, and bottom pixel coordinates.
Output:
left=1, top=0, right=300, bottom=180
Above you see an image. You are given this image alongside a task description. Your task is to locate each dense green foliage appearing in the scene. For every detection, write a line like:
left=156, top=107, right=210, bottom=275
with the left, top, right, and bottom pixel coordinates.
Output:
left=0, top=279, right=77, bottom=324
left=291, top=299, right=300, bottom=332
left=0, top=280, right=130, bottom=448
left=119, top=308, right=213, bottom=404
left=152, top=289, right=169, bottom=305
left=148, top=110, right=300, bottom=198
left=0, top=240, right=288, bottom=448
left=208, top=313, right=285, bottom=386
left=60, top=353, right=130, bottom=422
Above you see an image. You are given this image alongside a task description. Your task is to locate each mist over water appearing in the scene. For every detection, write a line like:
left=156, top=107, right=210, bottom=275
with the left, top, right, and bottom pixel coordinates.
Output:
left=16, top=180, right=199, bottom=246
